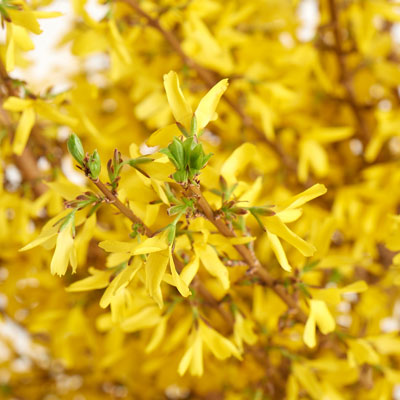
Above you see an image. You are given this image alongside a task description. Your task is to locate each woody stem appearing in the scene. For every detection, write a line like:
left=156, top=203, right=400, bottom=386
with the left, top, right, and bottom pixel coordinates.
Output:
left=188, top=184, right=307, bottom=323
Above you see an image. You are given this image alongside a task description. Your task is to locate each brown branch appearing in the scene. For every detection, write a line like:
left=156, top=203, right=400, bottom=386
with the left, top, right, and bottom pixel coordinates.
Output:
left=92, top=178, right=153, bottom=236
left=118, top=0, right=301, bottom=181
left=187, top=184, right=307, bottom=323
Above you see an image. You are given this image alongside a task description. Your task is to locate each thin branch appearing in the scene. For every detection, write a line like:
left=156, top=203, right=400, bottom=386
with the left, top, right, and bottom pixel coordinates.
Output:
left=187, top=184, right=307, bottom=323
left=91, top=178, right=153, bottom=236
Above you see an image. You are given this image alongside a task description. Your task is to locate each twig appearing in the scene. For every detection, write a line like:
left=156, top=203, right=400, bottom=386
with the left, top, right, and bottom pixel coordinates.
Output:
left=187, top=184, right=307, bottom=323
left=91, top=178, right=153, bottom=236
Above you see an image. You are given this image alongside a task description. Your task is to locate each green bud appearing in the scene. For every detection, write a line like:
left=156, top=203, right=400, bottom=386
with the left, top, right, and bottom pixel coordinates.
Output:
left=67, top=134, right=85, bottom=166
left=189, top=144, right=204, bottom=170
left=169, top=138, right=184, bottom=169
left=88, top=149, right=101, bottom=180
left=173, top=169, right=188, bottom=183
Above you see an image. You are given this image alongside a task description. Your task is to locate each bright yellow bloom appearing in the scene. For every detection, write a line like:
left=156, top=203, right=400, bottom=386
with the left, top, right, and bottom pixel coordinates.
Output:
left=178, top=320, right=241, bottom=376
left=303, top=299, right=335, bottom=348
left=147, top=71, right=228, bottom=146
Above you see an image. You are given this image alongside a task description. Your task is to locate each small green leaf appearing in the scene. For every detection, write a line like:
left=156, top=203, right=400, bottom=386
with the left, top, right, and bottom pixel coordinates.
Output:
left=169, top=137, right=185, bottom=169
left=67, top=134, right=85, bottom=166
left=88, top=149, right=101, bottom=180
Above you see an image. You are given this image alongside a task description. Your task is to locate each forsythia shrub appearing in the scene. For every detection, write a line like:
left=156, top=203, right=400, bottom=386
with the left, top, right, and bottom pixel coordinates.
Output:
left=1, top=0, right=400, bottom=398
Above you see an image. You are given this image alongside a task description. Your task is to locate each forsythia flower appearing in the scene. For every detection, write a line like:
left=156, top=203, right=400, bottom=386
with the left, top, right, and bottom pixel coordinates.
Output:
left=147, top=71, right=228, bottom=147
left=303, top=299, right=336, bottom=348
left=178, top=320, right=241, bottom=376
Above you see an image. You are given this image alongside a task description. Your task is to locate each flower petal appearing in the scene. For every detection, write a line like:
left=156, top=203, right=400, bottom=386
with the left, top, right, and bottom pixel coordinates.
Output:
left=163, top=71, right=193, bottom=127
left=195, top=78, right=228, bottom=131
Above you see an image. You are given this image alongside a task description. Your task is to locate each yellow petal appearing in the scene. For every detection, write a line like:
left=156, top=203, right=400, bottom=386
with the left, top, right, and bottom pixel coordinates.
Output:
left=33, top=11, right=63, bottom=19
left=12, top=107, right=35, bottom=155
left=190, top=329, right=204, bottom=376
left=234, top=313, right=257, bottom=351
left=221, top=143, right=257, bottom=185
left=45, top=180, right=84, bottom=201
left=195, top=78, right=229, bottom=131
left=146, top=316, right=168, bottom=353
left=3, top=96, right=33, bottom=111
left=35, top=102, right=78, bottom=127
left=121, top=306, right=161, bottom=332
left=340, top=280, right=368, bottom=294
left=264, top=215, right=316, bottom=257
left=199, top=320, right=241, bottom=360
left=178, top=344, right=193, bottom=376
left=267, top=231, right=292, bottom=272
left=13, top=25, right=34, bottom=51
left=133, top=233, right=169, bottom=255
left=5, top=26, right=15, bottom=72
left=180, top=255, right=200, bottom=286
left=19, top=225, right=58, bottom=251
left=169, top=250, right=191, bottom=297
left=66, top=268, right=114, bottom=292
left=194, top=243, right=230, bottom=290
left=278, top=184, right=327, bottom=211
left=163, top=71, right=193, bottom=127
left=145, top=249, right=169, bottom=308
left=310, top=299, right=335, bottom=335
left=99, top=240, right=137, bottom=253
left=100, top=259, right=142, bottom=308
left=8, top=9, right=42, bottom=34
left=303, top=314, right=317, bottom=348
left=50, top=223, right=75, bottom=276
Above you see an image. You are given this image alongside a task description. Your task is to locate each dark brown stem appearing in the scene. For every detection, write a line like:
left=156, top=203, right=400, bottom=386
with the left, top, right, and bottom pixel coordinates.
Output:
left=188, top=184, right=307, bottom=323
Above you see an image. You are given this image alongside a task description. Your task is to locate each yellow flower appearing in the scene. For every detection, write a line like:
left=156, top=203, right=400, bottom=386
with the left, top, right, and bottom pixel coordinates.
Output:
left=303, top=299, right=335, bottom=348
left=233, top=312, right=258, bottom=352
left=147, top=71, right=228, bottom=146
left=3, top=96, right=77, bottom=155
left=194, top=242, right=230, bottom=290
left=178, top=320, right=241, bottom=376
left=50, top=215, right=77, bottom=276
left=266, top=184, right=327, bottom=272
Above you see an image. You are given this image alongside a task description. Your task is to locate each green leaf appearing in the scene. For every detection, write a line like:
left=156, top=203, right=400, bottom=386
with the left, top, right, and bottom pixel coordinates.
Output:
left=88, top=149, right=101, bottom=180
left=67, top=134, right=85, bottom=166
left=169, top=137, right=185, bottom=169
left=189, top=144, right=204, bottom=170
